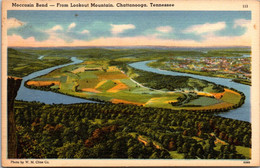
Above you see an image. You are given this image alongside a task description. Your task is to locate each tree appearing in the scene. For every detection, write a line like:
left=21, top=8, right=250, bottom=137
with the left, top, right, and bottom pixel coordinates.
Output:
left=177, top=147, right=182, bottom=153
left=220, top=145, right=225, bottom=153
left=233, top=138, right=240, bottom=145
left=189, top=146, right=196, bottom=157
left=182, top=142, right=190, bottom=153
left=219, top=131, right=226, bottom=140
left=204, top=139, right=215, bottom=155
left=230, top=145, right=236, bottom=153
left=214, top=128, right=220, bottom=137
left=91, top=143, right=106, bottom=158
left=149, top=151, right=159, bottom=159
left=160, top=150, right=171, bottom=159
left=183, top=130, right=188, bottom=136
left=112, top=140, right=127, bottom=158
left=223, top=145, right=231, bottom=154
left=56, top=142, right=79, bottom=158
left=168, top=141, right=177, bottom=151
left=127, top=146, right=136, bottom=158
left=243, top=135, right=250, bottom=147
left=207, top=153, right=214, bottom=159
left=228, top=135, right=234, bottom=144
left=209, top=136, right=216, bottom=148
left=196, top=148, right=204, bottom=158
left=74, top=146, right=87, bottom=158
left=127, top=143, right=142, bottom=158
left=176, top=135, right=184, bottom=147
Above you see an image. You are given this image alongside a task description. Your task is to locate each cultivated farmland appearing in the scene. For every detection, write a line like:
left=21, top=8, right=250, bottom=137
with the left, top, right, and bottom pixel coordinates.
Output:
left=26, top=59, right=244, bottom=112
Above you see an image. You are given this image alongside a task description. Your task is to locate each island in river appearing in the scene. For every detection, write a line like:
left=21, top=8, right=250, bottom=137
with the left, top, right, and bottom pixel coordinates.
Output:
left=8, top=47, right=251, bottom=159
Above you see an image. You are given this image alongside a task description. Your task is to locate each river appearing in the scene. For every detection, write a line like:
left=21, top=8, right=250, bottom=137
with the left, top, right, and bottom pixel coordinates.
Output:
left=16, top=57, right=97, bottom=104
left=129, top=61, right=251, bottom=122
left=15, top=57, right=251, bottom=122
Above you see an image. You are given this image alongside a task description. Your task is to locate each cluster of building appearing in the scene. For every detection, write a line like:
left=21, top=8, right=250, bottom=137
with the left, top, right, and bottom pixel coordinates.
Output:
left=168, top=56, right=251, bottom=80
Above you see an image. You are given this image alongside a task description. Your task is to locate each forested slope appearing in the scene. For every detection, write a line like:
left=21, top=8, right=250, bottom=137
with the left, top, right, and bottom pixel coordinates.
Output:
left=15, top=101, right=251, bottom=159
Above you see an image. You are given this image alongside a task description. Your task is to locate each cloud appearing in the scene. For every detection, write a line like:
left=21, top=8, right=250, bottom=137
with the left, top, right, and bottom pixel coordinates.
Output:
left=233, top=19, right=250, bottom=28
left=81, top=30, right=90, bottom=34
left=201, top=33, right=250, bottom=47
left=8, top=33, right=250, bottom=48
left=183, top=22, right=226, bottom=34
left=233, top=19, right=251, bottom=44
left=68, top=22, right=76, bottom=31
left=49, top=25, right=63, bottom=31
left=8, top=34, right=67, bottom=47
left=8, top=24, right=49, bottom=41
left=110, top=24, right=135, bottom=35
left=156, top=26, right=173, bottom=33
left=7, top=20, right=250, bottom=48
left=7, top=18, right=26, bottom=29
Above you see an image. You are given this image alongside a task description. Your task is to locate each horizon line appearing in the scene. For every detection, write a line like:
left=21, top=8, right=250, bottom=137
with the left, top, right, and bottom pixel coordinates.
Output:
left=8, top=45, right=251, bottom=49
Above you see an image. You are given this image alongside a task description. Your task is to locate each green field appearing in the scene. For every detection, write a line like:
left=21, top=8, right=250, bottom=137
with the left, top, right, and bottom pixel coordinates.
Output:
left=236, top=146, right=251, bottom=159
left=221, top=90, right=241, bottom=104
left=97, top=80, right=117, bottom=91
left=186, top=97, right=222, bottom=106
left=169, top=151, right=185, bottom=159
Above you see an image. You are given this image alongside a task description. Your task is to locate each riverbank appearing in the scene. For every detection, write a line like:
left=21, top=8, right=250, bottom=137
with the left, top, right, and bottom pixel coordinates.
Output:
left=147, top=62, right=251, bottom=86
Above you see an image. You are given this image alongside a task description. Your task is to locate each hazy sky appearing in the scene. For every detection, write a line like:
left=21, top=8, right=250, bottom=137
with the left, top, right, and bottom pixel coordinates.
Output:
left=7, top=11, right=251, bottom=47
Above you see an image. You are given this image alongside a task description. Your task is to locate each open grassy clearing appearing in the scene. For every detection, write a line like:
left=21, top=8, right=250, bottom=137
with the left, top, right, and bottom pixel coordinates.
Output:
left=169, top=151, right=185, bottom=159
left=100, top=91, right=153, bottom=104
left=185, top=97, right=222, bottom=106
left=120, top=78, right=138, bottom=88
left=78, top=78, right=99, bottom=89
left=171, top=102, right=234, bottom=111
left=97, top=80, right=117, bottom=91
left=213, top=144, right=251, bottom=159
left=236, top=146, right=251, bottom=159
left=221, top=89, right=241, bottom=104
left=145, top=97, right=178, bottom=108
left=78, top=71, right=97, bottom=79
left=107, top=80, right=129, bottom=93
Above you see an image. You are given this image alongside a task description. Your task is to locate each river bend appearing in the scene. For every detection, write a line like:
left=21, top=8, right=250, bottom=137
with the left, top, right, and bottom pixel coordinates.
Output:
left=129, top=61, right=251, bottom=122
left=15, top=58, right=250, bottom=122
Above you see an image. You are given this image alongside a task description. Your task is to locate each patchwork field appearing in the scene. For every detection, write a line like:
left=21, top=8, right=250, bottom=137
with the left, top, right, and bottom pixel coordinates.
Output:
left=26, top=60, right=243, bottom=111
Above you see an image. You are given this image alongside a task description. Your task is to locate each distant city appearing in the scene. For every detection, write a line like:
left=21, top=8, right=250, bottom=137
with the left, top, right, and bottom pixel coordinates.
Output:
left=167, top=56, right=251, bottom=81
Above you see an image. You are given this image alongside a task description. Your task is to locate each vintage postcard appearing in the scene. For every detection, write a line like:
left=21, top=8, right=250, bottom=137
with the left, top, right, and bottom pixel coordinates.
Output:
left=1, top=0, right=260, bottom=167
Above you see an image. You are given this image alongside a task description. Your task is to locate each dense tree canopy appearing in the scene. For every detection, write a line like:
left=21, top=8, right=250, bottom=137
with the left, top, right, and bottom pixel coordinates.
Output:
left=14, top=101, right=251, bottom=159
